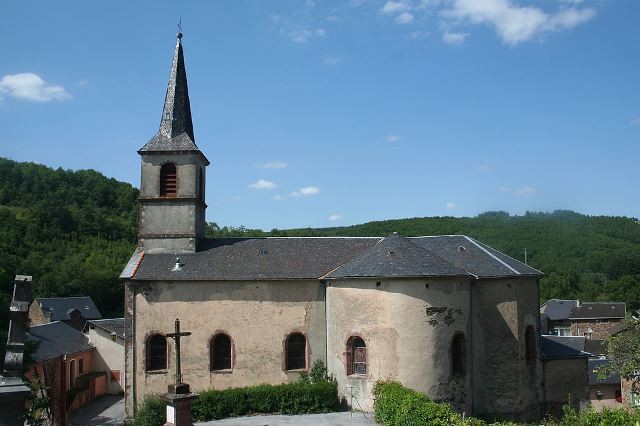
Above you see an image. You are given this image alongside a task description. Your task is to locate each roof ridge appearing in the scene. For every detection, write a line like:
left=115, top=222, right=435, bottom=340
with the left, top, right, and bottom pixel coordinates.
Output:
left=463, top=236, right=520, bottom=275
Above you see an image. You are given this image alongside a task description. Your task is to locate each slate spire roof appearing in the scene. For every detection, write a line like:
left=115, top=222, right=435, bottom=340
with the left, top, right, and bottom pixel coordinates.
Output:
left=139, top=32, right=207, bottom=161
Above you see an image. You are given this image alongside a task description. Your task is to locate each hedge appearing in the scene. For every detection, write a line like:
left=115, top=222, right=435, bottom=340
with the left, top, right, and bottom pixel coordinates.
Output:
left=134, top=396, right=166, bottom=426
left=373, top=380, right=464, bottom=426
left=191, top=381, right=338, bottom=422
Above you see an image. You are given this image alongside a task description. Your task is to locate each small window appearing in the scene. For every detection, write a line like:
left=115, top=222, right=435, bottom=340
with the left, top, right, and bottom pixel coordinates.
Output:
left=347, top=336, right=367, bottom=375
left=199, top=168, right=204, bottom=201
left=69, top=359, right=76, bottom=386
left=160, top=163, right=177, bottom=196
left=615, top=390, right=622, bottom=403
left=210, top=334, right=232, bottom=371
left=286, top=333, right=306, bottom=370
left=147, top=334, right=167, bottom=371
left=525, top=325, right=536, bottom=363
left=451, top=333, right=466, bottom=377
left=79, top=358, right=84, bottom=374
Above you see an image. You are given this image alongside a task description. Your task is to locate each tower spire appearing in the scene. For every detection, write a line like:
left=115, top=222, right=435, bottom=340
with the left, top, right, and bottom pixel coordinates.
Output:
left=139, top=32, right=206, bottom=158
left=159, top=32, right=194, bottom=141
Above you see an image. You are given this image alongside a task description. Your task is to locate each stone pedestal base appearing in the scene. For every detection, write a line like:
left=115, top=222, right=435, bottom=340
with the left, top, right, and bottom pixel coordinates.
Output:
left=160, top=392, right=196, bottom=426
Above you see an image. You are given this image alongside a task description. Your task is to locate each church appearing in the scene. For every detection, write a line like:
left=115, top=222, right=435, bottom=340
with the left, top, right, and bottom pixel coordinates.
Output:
left=121, top=33, right=544, bottom=421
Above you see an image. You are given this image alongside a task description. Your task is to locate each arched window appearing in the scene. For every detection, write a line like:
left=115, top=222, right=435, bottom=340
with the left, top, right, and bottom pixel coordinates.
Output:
left=146, top=334, right=167, bottom=371
left=525, top=325, right=536, bottom=363
left=160, top=163, right=177, bottom=196
left=451, top=333, right=466, bottom=377
left=210, top=333, right=232, bottom=371
left=286, top=333, right=306, bottom=370
left=346, top=336, right=367, bottom=375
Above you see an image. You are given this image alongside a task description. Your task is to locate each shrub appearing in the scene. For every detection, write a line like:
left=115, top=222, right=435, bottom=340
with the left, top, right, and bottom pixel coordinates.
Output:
left=134, top=396, right=166, bottom=426
left=373, top=380, right=465, bottom=426
left=192, top=380, right=338, bottom=422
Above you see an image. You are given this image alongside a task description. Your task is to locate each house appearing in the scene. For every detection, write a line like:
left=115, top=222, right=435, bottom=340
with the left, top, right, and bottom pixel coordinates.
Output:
left=540, top=335, right=590, bottom=418
left=540, top=299, right=625, bottom=338
left=588, top=358, right=622, bottom=411
left=25, top=321, right=107, bottom=425
left=84, top=318, right=125, bottom=394
left=29, top=296, right=103, bottom=330
left=121, top=32, right=545, bottom=422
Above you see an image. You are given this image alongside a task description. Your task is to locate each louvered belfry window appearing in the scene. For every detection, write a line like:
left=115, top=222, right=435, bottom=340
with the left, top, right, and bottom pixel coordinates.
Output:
left=160, top=163, right=177, bottom=196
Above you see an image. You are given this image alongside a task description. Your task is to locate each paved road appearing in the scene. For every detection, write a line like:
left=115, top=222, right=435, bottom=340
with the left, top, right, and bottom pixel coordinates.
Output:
left=197, top=411, right=375, bottom=425
left=70, top=394, right=124, bottom=425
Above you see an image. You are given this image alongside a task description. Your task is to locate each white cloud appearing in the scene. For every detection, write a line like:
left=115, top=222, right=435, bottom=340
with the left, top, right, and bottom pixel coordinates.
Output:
left=446, top=202, right=456, bottom=209
left=273, top=185, right=321, bottom=200
left=499, top=186, right=510, bottom=192
left=385, top=135, right=402, bottom=143
left=326, top=16, right=340, bottom=22
left=0, top=73, right=71, bottom=102
left=248, top=179, right=277, bottom=190
left=328, top=214, right=343, bottom=221
left=407, top=30, right=429, bottom=40
left=514, top=186, right=536, bottom=196
left=381, top=1, right=411, bottom=14
left=232, top=195, right=241, bottom=200
left=323, top=56, right=339, bottom=65
left=395, top=12, right=415, bottom=25
left=632, top=117, right=640, bottom=125
left=441, top=0, right=596, bottom=45
left=479, top=164, right=489, bottom=172
left=258, top=161, right=287, bottom=169
left=291, top=186, right=320, bottom=197
left=442, top=31, right=469, bottom=44
left=76, top=78, right=89, bottom=87
left=315, top=28, right=326, bottom=37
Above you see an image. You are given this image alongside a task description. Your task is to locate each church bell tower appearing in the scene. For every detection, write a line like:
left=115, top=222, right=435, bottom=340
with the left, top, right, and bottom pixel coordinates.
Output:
left=137, top=32, right=209, bottom=253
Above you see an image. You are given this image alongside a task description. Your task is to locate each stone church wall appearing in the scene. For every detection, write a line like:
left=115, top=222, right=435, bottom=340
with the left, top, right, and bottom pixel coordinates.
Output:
left=472, top=277, right=543, bottom=421
left=326, top=277, right=472, bottom=412
left=125, top=279, right=325, bottom=415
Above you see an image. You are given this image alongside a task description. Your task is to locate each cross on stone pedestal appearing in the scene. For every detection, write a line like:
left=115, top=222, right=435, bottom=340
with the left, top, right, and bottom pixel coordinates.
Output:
left=161, top=318, right=196, bottom=426
left=165, top=318, right=191, bottom=394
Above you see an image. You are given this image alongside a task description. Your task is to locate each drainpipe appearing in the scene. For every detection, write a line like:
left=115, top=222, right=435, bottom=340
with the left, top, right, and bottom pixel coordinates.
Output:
left=131, top=281, right=137, bottom=418
left=320, top=280, right=328, bottom=367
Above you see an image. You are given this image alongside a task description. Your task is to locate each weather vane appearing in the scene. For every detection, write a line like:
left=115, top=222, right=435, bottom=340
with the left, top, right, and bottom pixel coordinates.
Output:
left=178, top=18, right=183, bottom=33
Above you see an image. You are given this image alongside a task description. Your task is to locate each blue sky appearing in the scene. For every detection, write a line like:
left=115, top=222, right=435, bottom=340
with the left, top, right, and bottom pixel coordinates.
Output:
left=1, top=0, right=638, bottom=230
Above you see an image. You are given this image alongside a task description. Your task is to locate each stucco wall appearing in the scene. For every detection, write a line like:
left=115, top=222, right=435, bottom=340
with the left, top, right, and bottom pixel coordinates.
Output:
left=88, top=326, right=125, bottom=394
left=544, top=358, right=589, bottom=418
left=472, top=277, right=543, bottom=420
left=126, top=279, right=325, bottom=416
left=589, top=383, right=622, bottom=411
left=326, top=277, right=472, bottom=412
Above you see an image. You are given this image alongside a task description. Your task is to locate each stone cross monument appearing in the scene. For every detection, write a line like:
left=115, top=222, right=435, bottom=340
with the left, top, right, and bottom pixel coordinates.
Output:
left=0, top=275, right=32, bottom=425
left=160, top=318, right=196, bottom=426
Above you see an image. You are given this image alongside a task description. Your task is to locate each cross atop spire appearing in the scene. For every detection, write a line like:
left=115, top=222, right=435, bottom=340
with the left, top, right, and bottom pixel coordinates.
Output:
left=139, top=32, right=207, bottom=160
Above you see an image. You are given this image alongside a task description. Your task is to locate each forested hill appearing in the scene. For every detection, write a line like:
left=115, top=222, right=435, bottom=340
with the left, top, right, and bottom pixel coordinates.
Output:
left=1, top=157, right=639, bottom=355
left=0, top=157, right=138, bottom=334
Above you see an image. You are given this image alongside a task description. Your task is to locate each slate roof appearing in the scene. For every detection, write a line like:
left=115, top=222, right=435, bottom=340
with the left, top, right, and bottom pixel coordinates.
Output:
left=326, top=233, right=469, bottom=278
left=27, top=321, right=93, bottom=362
left=131, top=237, right=380, bottom=280
left=584, top=339, right=606, bottom=357
left=570, top=302, right=626, bottom=320
left=34, top=297, right=102, bottom=322
left=411, top=235, right=542, bottom=278
left=138, top=33, right=208, bottom=163
left=588, top=359, right=621, bottom=385
left=87, top=318, right=125, bottom=339
left=124, top=234, right=543, bottom=282
left=541, top=335, right=591, bottom=359
left=540, top=300, right=579, bottom=321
